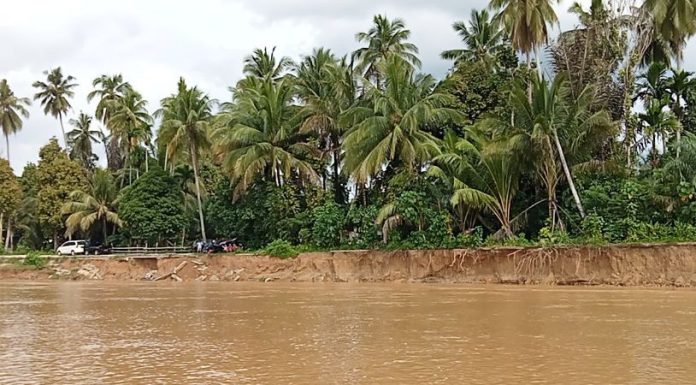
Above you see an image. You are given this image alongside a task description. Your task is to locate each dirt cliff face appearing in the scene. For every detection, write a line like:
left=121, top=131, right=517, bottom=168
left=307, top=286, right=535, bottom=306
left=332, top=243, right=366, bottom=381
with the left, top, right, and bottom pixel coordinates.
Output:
left=3, top=244, right=696, bottom=286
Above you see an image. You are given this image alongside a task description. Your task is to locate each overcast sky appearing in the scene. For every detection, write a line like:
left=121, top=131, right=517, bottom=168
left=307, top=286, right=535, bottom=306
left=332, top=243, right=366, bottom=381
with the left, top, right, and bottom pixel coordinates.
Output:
left=2, top=0, right=696, bottom=174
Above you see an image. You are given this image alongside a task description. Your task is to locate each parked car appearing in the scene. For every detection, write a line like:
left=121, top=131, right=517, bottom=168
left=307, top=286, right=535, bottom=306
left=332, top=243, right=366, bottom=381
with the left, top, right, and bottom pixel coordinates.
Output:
left=85, top=242, right=112, bottom=255
left=56, top=240, right=87, bottom=256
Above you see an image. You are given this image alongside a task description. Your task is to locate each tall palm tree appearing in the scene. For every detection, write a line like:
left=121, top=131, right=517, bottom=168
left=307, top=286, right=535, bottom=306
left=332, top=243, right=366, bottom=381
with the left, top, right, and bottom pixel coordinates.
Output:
left=213, top=76, right=318, bottom=197
left=32, top=67, right=78, bottom=147
left=441, top=9, right=505, bottom=70
left=342, top=56, right=461, bottom=183
left=62, top=169, right=122, bottom=241
left=108, top=88, right=153, bottom=185
left=67, top=112, right=104, bottom=169
left=295, top=48, right=357, bottom=203
left=642, top=0, right=696, bottom=65
left=490, top=0, right=560, bottom=74
left=491, top=74, right=612, bottom=225
left=639, top=98, right=679, bottom=167
left=87, top=74, right=131, bottom=169
left=0, top=79, right=30, bottom=165
left=156, top=78, right=215, bottom=242
left=352, top=15, right=422, bottom=86
left=242, top=47, right=293, bottom=82
left=87, top=74, right=131, bottom=124
left=636, top=61, right=670, bottom=103
left=665, top=68, right=696, bottom=156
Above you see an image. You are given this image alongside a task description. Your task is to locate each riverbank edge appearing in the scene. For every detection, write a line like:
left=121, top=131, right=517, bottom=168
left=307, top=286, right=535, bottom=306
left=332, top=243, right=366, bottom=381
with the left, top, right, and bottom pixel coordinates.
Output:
left=3, top=243, right=696, bottom=286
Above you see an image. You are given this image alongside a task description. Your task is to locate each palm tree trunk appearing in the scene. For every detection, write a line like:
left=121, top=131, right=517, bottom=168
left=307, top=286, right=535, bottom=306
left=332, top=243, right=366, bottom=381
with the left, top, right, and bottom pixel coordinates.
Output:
left=4, top=134, right=10, bottom=166
left=190, top=144, right=207, bottom=242
left=4, top=218, right=11, bottom=251
left=103, top=217, right=108, bottom=243
left=553, top=131, right=585, bottom=218
left=0, top=213, right=3, bottom=251
left=59, top=115, right=68, bottom=149
left=526, top=54, right=532, bottom=102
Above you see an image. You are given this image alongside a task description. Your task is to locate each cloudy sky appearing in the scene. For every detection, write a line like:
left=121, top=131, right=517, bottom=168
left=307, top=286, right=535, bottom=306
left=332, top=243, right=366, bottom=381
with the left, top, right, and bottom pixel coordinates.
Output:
left=2, top=0, right=696, bottom=173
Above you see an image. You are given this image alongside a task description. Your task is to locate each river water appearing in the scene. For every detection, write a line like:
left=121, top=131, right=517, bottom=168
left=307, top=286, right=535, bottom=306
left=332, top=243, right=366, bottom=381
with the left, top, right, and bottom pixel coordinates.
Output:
left=1, top=282, right=695, bottom=384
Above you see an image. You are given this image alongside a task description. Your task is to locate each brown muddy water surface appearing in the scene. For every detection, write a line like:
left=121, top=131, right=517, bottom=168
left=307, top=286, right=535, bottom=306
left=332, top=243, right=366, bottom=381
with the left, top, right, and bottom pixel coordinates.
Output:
left=1, top=282, right=695, bottom=384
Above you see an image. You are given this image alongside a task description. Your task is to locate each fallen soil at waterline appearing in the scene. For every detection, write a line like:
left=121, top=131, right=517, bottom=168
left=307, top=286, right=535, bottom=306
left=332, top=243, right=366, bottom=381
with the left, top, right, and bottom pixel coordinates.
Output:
left=3, top=244, right=696, bottom=286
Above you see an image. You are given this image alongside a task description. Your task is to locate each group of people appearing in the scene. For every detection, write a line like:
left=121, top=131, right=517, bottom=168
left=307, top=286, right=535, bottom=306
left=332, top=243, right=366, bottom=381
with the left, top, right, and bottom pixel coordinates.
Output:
left=193, top=239, right=240, bottom=253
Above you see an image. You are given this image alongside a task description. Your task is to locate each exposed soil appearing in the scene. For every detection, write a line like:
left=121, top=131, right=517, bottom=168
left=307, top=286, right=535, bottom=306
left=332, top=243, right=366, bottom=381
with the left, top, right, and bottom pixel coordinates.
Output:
left=3, top=244, right=696, bottom=286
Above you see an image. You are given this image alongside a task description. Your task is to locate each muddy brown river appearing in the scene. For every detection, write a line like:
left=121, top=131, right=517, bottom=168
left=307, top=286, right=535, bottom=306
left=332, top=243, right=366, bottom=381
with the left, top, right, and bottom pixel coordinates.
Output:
left=1, top=282, right=695, bottom=384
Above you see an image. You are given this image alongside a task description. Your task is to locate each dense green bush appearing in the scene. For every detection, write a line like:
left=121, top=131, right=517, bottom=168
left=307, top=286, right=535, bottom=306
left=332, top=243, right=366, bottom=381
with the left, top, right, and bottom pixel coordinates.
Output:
left=261, top=240, right=299, bottom=259
left=311, top=201, right=345, bottom=248
left=23, top=251, right=46, bottom=269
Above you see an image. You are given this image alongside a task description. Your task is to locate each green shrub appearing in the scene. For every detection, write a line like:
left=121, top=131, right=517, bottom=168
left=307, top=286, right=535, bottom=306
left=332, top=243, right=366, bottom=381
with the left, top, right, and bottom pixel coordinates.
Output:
left=260, top=240, right=299, bottom=259
left=23, top=251, right=46, bottom=269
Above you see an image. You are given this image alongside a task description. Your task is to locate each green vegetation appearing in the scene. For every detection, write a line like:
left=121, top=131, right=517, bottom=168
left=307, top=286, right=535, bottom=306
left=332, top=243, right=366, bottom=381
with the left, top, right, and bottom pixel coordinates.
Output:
left=23, top=251, right=46, bottom=269
left=260, top=240, right=299, bottom=259
left=3, top=1, right=696, bottom=255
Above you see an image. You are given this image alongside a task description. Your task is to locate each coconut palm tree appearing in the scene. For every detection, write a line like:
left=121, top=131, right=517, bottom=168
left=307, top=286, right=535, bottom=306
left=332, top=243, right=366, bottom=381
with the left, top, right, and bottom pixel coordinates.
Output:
left=62, top=169, right=122, bottom=241
left=213, top=76, right=318, bottom=197
left=352, top=15, right=421, bottom=86
left=32, top=67, right=78, bottom=147
left=108, top=88, right=153, bottom=185
left=642, top=0, right=696, bottom=65
left=342, top=56, right=461, bottom=184
left=429, top=129, right=521, bottom=238
left=295, top=48, right=357, bottom=203
left=441, top=9, right=505, bottom=70
left=490, top=74, right=612, bottom=225
left=88, top=74, right=131, bottom=169
left=490, top=0, right=560, bottom=74
left=67, top=112, right=104, bottom=170
left=156, top=78, right=215, bottom=242
left=242, top=47, right=293, bottom=82
left=0, top=79, right=30, bottom=165
left=88, top=74, right=131, bottom=124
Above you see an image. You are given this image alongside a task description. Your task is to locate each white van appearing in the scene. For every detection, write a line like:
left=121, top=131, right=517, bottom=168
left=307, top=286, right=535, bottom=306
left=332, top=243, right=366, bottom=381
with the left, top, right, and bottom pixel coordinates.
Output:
left=56, top=240, right=86, bottom=256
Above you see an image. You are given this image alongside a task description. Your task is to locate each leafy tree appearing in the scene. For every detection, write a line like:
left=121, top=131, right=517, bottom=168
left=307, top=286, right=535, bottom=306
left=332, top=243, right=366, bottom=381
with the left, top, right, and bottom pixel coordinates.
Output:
left=311, top=200, right=346, bottom=248
left=35, top=138, right=87, bottom=247
left=32, top=67, right=78, bottom=147
left=437, top=60, right=515, bottom=132
left=67, top=113, right=104, bottom=170
left=0, top=79, right=30, bottom=166
left=156, top=78, right=214, bottom=241
left=0, top=159, right=22, bottom=250
left=62, top=169, right=122, bottom=241
left=118, top=168, right=185, bottom=245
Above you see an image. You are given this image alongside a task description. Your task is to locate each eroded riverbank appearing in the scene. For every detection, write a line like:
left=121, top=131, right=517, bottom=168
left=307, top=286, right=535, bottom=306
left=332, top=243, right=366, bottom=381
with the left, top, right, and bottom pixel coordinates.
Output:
left=3, top=243, right=696, bottom=286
